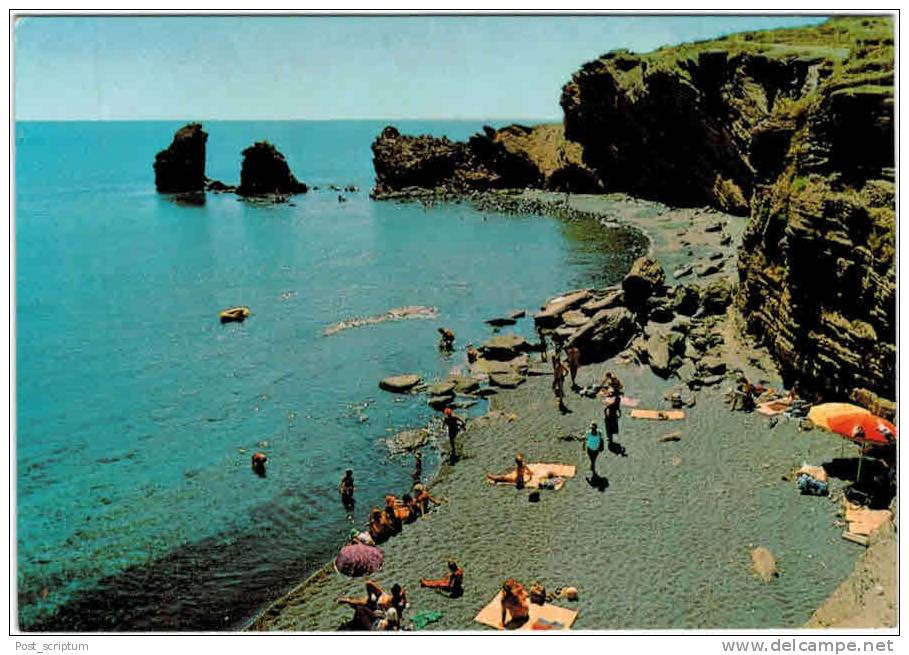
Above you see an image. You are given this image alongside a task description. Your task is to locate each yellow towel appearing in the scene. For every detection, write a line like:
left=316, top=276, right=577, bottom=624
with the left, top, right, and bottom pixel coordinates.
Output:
left=474, top=591, right=578, bottom=631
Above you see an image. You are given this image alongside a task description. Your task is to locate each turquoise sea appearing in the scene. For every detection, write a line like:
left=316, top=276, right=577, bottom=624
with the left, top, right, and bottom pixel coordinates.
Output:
left=15, top=120, right=646, bottom=630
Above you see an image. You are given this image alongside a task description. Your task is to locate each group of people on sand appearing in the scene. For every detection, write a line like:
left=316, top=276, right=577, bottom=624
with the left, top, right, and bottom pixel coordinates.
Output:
left=339, top=470, right=443, bottom=546
left=336, top=557, right=466, bottom=631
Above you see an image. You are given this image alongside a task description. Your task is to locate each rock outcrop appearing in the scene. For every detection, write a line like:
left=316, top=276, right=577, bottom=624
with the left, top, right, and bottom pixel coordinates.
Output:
left=371, top=123, right=600, bottom=197
left=735, top=19, right=895, bottom=401
left=237, top=141, right=308, bottom=196
left=154, top=123, right=208, bottom=193
left=559, top=16, right=894, bottom=402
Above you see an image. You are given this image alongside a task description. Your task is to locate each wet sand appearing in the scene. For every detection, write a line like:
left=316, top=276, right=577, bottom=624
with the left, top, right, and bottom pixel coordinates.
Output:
left=248, top=192, right=890, bottom=631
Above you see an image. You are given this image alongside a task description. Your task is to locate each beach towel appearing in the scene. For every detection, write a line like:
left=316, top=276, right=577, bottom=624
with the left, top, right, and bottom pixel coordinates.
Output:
left=630, top=409, right=685, bottom=421
left=474, top=591, right=578, bottom=631
left=411, top=610, right=443, bottom=630
left=620, top=396, right=641, bottom=408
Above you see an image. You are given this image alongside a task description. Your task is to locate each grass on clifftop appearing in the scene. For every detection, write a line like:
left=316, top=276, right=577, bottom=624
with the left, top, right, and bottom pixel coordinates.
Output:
left=628, top=16, right=894, bottom=72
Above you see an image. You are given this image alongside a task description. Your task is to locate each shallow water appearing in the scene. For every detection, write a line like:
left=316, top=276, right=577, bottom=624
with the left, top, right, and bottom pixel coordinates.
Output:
left=15, top=120, right=647, bottom=629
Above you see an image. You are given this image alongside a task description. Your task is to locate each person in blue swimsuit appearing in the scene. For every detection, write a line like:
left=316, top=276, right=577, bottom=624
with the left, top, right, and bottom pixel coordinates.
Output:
left=584, top=421, right=605, bottom=474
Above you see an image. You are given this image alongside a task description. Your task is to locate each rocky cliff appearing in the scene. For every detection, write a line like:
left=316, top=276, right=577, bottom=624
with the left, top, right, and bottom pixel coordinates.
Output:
left=153, top=123, right=208, bottom=193
left=371, top=123, right=601, bottom=197
left=561, top=17, right=894, bottom=402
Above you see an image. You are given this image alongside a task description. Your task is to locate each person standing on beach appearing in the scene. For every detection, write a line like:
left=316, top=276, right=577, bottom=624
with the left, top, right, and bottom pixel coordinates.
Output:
left=442, top=407, right=466, bottom=463
left=339, top=469, right=356, bottom=516
left=584, top=421, right=605, bottom=474
left=603, top=387, right=621, bottom=442
left=566, top=345, right=581, bottom=391
left=536, top=324, right=548, bottom=362
left=552, top=356, right=568, bottom=412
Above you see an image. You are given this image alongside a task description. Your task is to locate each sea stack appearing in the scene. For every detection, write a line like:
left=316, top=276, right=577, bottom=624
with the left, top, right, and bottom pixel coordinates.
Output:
left=237, top=141, right=308, bottom=196
left=153, top=123, right=208, bottom=193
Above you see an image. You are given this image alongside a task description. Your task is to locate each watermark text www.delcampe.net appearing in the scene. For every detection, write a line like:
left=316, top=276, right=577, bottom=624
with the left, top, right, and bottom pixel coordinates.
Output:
left=722, top=640, right=895, bottom=653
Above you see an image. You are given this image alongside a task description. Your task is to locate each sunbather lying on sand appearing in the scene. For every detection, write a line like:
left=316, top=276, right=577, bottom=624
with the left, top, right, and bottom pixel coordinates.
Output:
left=421, top=560, right=465, bottom=596
left=486, top=454, right=527, bottom=489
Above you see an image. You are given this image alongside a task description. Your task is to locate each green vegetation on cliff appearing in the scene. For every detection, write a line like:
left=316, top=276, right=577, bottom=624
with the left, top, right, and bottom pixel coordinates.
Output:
left=562, top=15, right=894, bottom=402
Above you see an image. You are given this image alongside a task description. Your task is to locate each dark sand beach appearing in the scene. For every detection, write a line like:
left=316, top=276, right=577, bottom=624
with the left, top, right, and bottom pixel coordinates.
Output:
left=249, top=193, right=893, bottom=631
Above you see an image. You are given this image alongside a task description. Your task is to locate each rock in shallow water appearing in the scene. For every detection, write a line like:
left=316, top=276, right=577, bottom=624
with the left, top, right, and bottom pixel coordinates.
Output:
left=379, top=374, right=422, bottom=392
left=479, top=334, right=534, bottom=361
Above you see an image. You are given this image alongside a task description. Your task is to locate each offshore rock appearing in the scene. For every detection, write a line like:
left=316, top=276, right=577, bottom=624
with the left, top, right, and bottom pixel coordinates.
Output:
left=154, top=123, right=208, bottom=193
left=237, top=141, right=308, bottom=196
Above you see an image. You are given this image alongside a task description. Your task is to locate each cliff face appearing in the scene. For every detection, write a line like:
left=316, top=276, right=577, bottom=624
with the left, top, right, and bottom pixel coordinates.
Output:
left=153, top=123, right=208, bottom=193
left=561, top=17, right=895, bottom=403
left=738, top=24, right=895, bottom=401
left=371, top=123, right=600, bottom=196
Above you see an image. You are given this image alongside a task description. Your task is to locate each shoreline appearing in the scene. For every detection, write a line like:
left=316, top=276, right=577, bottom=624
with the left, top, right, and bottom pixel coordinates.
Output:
left=247, top=190, right=892, bottom=631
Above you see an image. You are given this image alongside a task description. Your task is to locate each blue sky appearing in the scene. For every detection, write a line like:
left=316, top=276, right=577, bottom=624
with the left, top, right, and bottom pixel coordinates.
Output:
left=15, top=15, right=828, bottom=120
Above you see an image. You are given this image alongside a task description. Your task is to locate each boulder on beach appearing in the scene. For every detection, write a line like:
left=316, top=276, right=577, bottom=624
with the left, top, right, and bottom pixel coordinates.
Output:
left=154, top=123, right=208, bottom=193
left=622, top=256, right=665, bottom=305
left=379, top=374, right=422, bottom=393
left=671, top=284, right=701, bottom=316
left=750, top=547, right=780, bottom=583
left=695, top=260, right=723, bottom=277
left=534, top=289, right=593, bottom=327
left=489, top=372, right=525, bottom=389
left=645, top=329, right=686, bottom=378
left=564, top=307, right=636, bottom=363
left=580, top=288, right=624, bottom=315
left=237, top=141, right=308, bottom=197
left=561, top=310, right=589, bottom=327
left=479, top=334, right=534, bottom=361
left=700, top=278, right=735, bottom=315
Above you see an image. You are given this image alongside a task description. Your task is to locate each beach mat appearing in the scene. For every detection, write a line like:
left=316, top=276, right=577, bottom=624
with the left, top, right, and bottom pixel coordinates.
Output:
left=474, top=591, right=578, bottom=631
left=630, top=409, right=685, bottom=421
